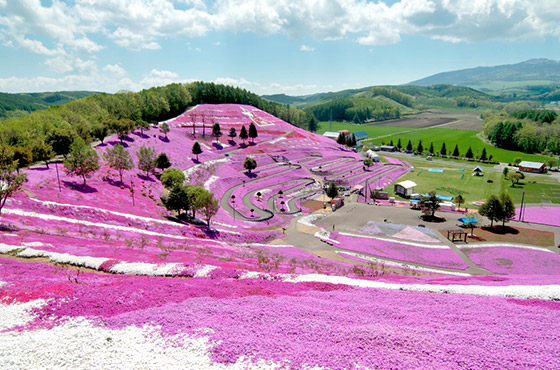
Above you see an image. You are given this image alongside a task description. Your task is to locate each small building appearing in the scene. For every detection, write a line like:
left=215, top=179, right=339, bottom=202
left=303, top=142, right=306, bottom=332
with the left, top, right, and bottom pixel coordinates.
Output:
left=394, top=180, right=417, bottom=198
left=473, top=166, right=483, bottom=176
left=365, top=149, right=380, bottom=162
left=352, top=131, right=368, bottom=141
left=323, top=131, right=340, bottom=140
left=518, top=161, right=546, bottom=173
left=380, top=145, right=398, bottom=152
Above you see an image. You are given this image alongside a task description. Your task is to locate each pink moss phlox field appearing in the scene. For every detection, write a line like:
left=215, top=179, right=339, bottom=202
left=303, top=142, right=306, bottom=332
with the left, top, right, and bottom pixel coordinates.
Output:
left=515, top=206, right=560, bottom=227
left=3, top=258, right=560, bottom=370
left=462, top=246, right=560, bottom=275
left=330, top=233, right=469, bottom=270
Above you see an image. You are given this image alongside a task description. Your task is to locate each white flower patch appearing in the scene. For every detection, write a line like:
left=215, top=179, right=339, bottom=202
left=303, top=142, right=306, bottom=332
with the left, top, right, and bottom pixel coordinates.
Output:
left=203, top=175, right=219, bottom=189
left=16, top=247, right=49, bottom=258
left=314, top=230, right=339, bottom=244
left=15, top=248, right=109, bottom=270
left=335, top=251, right=471, bottom=277
left=22, top=241, right=50, bottom=247
left=0, top=299, right=47, bottom=331
left=0, top=243, right=22, bottom=254
left=109, top=262, right=184, bottom=276
left=269, top=136, right=286, bottom=144
left=193, top=264, right=218, bottom=277
left=285, top=274, right=560, bottom=300
left=298, top=214, right=325, bottom=226
left=0, top=318, right=286, bottom=370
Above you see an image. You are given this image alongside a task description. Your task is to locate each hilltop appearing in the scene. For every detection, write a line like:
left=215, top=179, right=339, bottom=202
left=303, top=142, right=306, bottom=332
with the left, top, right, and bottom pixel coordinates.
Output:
left=0, top=91, right=98, bottom=119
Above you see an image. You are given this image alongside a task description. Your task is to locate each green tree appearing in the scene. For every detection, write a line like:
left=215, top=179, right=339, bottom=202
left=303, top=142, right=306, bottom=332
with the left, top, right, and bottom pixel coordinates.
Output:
left=239, top=125, right=248, bottom=144
left=164, top=184, right=192, bottom=216
left=159, top=122, right=170, bottom=139
left=308, top=116, right=318, bottom=132
left=346, top=133, right=357, bottom=147
left=212, top=123, right=222, bottom=143
left=503, top=167, right=509, bottom=178
left=428, top=142, right=434, bottom=154
left=397, top=138, right=402, bottom=150
left=547, top=159, right=558, bottom=170
left=248, top=122, right=258, bottom=144
left=110, top=118, right=136, bottom=145
left=336, top=132, right=347, bottom=146
left=0, top=146, right=27, bottom=215
left=440, top=142, right=447, bottom=156
left=46, top=127, right=75, bottom=158
left=201, top=194, right=219, bottom=227
left=326, top=182, right=339, bottom=200
left=465, top=146, right=474, bottom=159
left=155, top=153, right=171, bottom=171
left=480, top=147, right=488, bottom=161
left=513, top=157, right=522, bottom=165
left=406, top=140, right=413, bottom=151
left=243, top=157, right=257, bottom=173
left=420, top=191, right=441, bottom=217
left=479, top=194, right=503, bottom=227
left=11, top=146, right=33, bottom=173
left=30, top=140, right=54, bottom=168
left=64, top=138, right=100, bottom=185
left=454, top=194, right=465, bottom=212
left=192, top=141, right=202, bottom=161
left=91, top=123, right=108, bottom=144
left=364, top=158, right=373, bottom=169
left=416, top=140, right=423, bottom=153
left=452, top=144, right=460, bottom=157
left=136, top=145, right=156, bottom=178
left=137, top=119, right=150, bottom=138
left=507, top=172, right=522, bottom=186
left=160, top=168, right=185, bottom=189
left=499, top=192, right=516, bottom=226
left=103, top=144, right=134, bottom=184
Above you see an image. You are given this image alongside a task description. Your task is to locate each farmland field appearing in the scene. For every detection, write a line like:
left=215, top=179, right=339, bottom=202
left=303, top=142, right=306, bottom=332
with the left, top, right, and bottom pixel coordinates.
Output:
left=382, top=154, right=560, bottom=206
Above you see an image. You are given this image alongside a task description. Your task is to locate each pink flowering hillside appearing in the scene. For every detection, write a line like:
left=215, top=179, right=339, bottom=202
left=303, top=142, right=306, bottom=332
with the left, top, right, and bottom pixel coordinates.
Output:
left=2, top=104, right=560, bottom=369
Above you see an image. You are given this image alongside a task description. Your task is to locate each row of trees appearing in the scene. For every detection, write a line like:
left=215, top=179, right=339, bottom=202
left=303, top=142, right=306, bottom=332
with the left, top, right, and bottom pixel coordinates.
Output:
left=386, top=139, right=494, bottom=161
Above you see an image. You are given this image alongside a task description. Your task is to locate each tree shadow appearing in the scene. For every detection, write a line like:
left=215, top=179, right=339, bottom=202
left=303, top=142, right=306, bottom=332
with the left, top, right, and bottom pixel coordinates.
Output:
left=158, top=135, right=170, bottom=142
left=244, top=172, right=258, bottom=178
left=122, top=135, right=135, bottom=143
left=420, top=214, right=446, bottom=223
left=0, top=223, right=19, bottom=232
left=131, top=132, right=148, bottom=139
left=27, top=166, right=51, bottom=172
left=102, top=176, right=129, bottom=188
left=228, top=139, right=237, bottom=146
left=212, top=142, right=223, bottom=150
left=482, top=226, right=519, bottom=235
left=62, top=181, right=98, bottom=193
left=137, top=173, right=156, bottom=182
left=191, top=158, right=200, bottom=164
left=106, top=140, right=129, bottom=148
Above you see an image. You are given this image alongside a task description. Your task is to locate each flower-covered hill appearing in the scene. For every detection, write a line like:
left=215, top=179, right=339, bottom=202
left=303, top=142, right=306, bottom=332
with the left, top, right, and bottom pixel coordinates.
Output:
left=2, top=104, right=560, bottom=369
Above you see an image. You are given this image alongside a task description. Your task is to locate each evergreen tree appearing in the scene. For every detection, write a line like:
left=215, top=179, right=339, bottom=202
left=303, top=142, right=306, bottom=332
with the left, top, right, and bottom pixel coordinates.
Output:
left=336, top=132, right=347, bottom=146
left=406, top=140, right=413, bottom=151
left=308, top=116, right=318, bottom=132
left=239, top=125, right=248, bottom=144
left=155, top=153, right=172, bottom=171
left=420, top=191, right=440, bottom=217
left=480, top=147, right=488, bottom=161
left=416, top=140, right=423, bottom=153
left=326, top=182, right=339, bottom=200
left=212, top=123, right=222, bottom=143
left=440, top=142, right=447, bottom=156
left=397, top=138, right=402, bottom=150
left=452, top=144, right=460, bottom=157
left=429, top=142, right=434, bottom=154
left=228, top=127, right=237, bottom=142
left=248, top=122, right=258, bottom=144
left=192, top=141, right=202, bottom=161
left=103, top=144, right=134, bottom=184
left=389, top=140, right=394, bottom=146
left=465, top=146, right=474, bottom=159
left=64, top=138, right=100, bottom=185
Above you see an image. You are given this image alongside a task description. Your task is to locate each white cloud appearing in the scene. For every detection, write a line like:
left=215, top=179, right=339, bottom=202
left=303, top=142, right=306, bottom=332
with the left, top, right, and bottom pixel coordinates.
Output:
left=299, top=45, right=315, bottom=52
left=102, top=64, right=127, bottom=78
left=140, top=69, right=182, bottom=87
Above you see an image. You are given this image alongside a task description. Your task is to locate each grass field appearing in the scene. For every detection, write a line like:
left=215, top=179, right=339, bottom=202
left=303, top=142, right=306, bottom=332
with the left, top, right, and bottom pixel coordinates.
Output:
left=317, top=121, right=411, bottom=138
left=382, top=155, right=560, bottom=207
left=367, top=127, right=554, bottom=164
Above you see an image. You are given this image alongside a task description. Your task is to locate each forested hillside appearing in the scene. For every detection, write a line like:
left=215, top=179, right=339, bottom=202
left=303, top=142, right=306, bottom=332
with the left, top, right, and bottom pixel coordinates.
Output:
left=0, top=82, right=309, bottom=166
left=482, top=109, right=560, bottom=154
left=0, top=91, right=97, bottom=119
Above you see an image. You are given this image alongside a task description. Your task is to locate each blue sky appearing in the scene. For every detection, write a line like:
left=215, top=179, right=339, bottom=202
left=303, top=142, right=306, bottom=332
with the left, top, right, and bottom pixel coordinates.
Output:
left=1, top=0, right=560, bottom=96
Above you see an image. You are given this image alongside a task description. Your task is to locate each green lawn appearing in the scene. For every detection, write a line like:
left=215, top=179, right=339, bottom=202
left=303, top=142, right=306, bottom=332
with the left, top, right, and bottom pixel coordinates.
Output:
left=368, top=128, right=554, bottom=164
left=317, top=121, right=410, bottom=138
left=382, top=156, right=560, bottom=207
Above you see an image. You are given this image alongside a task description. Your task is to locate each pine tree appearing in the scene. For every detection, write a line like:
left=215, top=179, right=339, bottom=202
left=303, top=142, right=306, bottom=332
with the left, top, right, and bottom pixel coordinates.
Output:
left=452, top=144, right=460, bottom=157
left=397, top=138, right=402, bottom=149
left=440, top=142, right=447, bottom=156
left=228, top=127, right=237, bottom=142
left=248, top=123, right=258, bottom=144
left=308, top=116, right=318, bottom=132
left=406, top=140, right=413, bottom=151
left=429, top=142, right=434, bottom=154
left=239, top=126, right=248, bottom=144
left=155, top=153, right=171, bottom=171
left=465, top=146, right=474, bottom=159
left=326, top=182, right=339, bottom=200
left=212, top=123, right=222, bottom=143
left=416, top=140, right=423, bottom=153
left=480, top=147, right=488, bottom=161
left=192, top=141, right=202, bottom=161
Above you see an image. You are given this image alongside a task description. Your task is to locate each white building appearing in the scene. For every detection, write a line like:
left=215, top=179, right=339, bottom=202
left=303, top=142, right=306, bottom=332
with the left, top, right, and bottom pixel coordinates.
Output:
left=394, top=180, right=417, bottom=198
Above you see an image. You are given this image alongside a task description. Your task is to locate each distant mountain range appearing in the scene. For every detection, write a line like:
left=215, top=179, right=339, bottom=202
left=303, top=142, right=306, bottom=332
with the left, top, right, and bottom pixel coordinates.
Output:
left=0, top=91, right=98, bottom=119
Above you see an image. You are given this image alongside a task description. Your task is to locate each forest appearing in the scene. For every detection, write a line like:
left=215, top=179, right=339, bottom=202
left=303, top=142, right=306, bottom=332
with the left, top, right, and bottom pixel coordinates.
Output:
left=482, top=109, right=560, bottom=154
